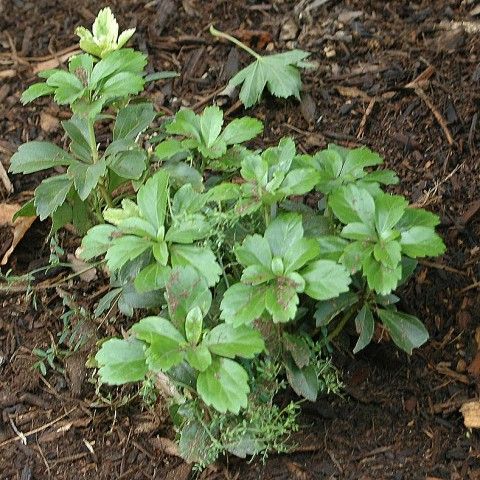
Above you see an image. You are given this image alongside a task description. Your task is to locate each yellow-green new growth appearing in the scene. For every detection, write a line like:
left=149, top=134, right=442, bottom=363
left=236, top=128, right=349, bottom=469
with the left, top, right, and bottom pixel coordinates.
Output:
left=75, top=7, right=135, bottom=58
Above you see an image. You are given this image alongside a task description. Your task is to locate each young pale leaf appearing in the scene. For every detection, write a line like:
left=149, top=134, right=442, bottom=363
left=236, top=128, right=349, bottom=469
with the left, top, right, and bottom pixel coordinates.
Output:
left=220, top=283, right=266, bottom=326
left=96, top=338, right=148, bottom=384
left=285, top=356, right=318, bottom=402
left=170, top=245, right=221, bottom=287
left=21, top=83, right=55, bottom=104
left=113, top=102, right=156, bottom=140
left=137, top=170, right=169, bottom=232
left=301, top=260, right=351, bottom=301
left=377, top=309, right=429, bottom=354
left=205, top=324, right=265, bottom=359
left=132, top=316, right=185, bottom=371
left=229, top=50, right=312, bottom=108
left=197, top=358, right=250, bottom=414
left=10, top=142, right=74, bottom=174
left=219, top=117, right=263, bottom=145
left=353, top=305, right=375, bottom=353
left=34, top=175, right=73, bottom=220
left=400, top=227, right=446, bottom=258
left=105, top=235, right=152, bottom=271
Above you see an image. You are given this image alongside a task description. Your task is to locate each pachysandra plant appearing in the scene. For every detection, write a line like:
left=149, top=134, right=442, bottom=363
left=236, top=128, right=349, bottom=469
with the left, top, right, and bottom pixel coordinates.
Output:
left=10, top=7, right=448, bottom=468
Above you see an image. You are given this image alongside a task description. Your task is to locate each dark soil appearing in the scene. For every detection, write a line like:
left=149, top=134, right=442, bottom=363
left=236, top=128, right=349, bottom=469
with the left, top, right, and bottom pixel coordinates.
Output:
left=1, top=1, right=480, bottom=479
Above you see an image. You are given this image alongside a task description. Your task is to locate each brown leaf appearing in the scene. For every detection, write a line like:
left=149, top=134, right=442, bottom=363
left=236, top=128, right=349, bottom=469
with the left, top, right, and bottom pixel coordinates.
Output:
left=0, top=203, right=36, bottom=265
left=151, top=437, right=180, bottom=457
left=40, top=112, right=59, bottom=133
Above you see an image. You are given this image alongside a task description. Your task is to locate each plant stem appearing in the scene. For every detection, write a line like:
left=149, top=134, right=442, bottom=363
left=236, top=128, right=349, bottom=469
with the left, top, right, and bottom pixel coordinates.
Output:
left=327, top=305, right=357, bottom=342
left=87, top=120, right=99, bottom=163
left=264, top=205, right=270, bottom=227
left=210, top=25, right=261, bottom=60
left=98, top=183, right=113, bottom=208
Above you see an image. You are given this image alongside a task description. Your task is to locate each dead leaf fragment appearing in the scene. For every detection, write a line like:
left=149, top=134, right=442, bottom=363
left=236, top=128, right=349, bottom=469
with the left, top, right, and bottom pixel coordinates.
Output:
left=151, top=437, right=180, bottom=457
left=40, top=112, right=59, bottom=133
left=67, top=253, right=97, bottom=282
left=0, top=203, right=36, bottom=265
left=460, top=400, right=480, bottom=428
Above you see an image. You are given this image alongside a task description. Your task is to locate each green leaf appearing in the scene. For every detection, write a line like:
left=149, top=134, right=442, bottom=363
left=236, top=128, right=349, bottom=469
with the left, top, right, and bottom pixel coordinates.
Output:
left=12, top=199, right=36, bottom=221
left=316, top=235, right=349, bottom=261
left=165, top=266, right=212, bottom=328
left=62, top=115, right=92, bottom=162
left=134, top=263, right=170, bottom=293
left=166, top=109, right=201, bottom=140
left=373, top=240, right=402, bottom=269
left=179, top=421, right=211, bottom=464
left=362, top=254, right=402, bottom=295
left=137, top=170, right=169, bottom=232
left=10, top=142, right=74, bottom=174
left=241, top=264, right=275, bottom=285
left=229, top=50, right=311, bottom=108
left=154, top=139, right=189, bottom=160
left=185, top=306, right=203, bottom=345
left=68, top=159, right=107, bottom=200
left=285, top=356, right=318, bottom=401
left=397, top=207, right=440, bottom=230
left=400, top=227, right=446, bottom=258
left=377, top=309, right=429, bottom=354
left=340, top=241, right=374, bottom=274
left=113, top=102, right=156, bottom=140
left=185, top=344, right=212, bottom=372
left=374, top=194, right=408, bottom=236
left=205, top=324, right=265, bottom=359
left=170, top=245, right=221, bottom=287
left=132, top=316, right=185, bottom=370
left=282, top=333, right=311, bottom=368
left=329, top=185, right=375, bottom=225
left=46, top=70, right=85, bottom=104
left=108, top=148, right=147, bottom=179
left=200, top=105, right=223, bottom=147
left=100, top=71, right=144, bottom=98
left=280, top=168, right=320, bottom=196
left=21, top=82, right=55, bottom=104
left=103, top=198, right=140, bottom=225
left=265, top=213, right=304, bottom=258
left=90, top=49, right=146, bottom=86
left=265, top=283, right=299, bottom=323
left=51, top=202, right=72, bottom=235
left=166, top=215, right=210, bottom=243
left=220, top=116, right=263, bottom=145
left=69, top=53, right=94, bottom=77
left=34, top=175, right=73, bottom=220
left=96, top=338, right=148, bottom=384
left=197, top=358, right=250, bottom=414
left=162, top=162, right=203, bottom=191
left=235, top=234, right=272, bottom=269
left=341, top=222, right=376, bottom=241
left=152, top=240, right=169, bottom=263
left=353, top=305, right=375, bottom=354
left=80, top=224, right=116, bottom=260
left=220, top=283, right=266, bottom=326
left=105, top=235, right=152, bottom=271
left=119, top=217, right=157, bottom=239
left=314, top=291, right=359, bottom=327
left=172, top=184, right=206, bottom=215
left=301, top=260, right=351, bottom=300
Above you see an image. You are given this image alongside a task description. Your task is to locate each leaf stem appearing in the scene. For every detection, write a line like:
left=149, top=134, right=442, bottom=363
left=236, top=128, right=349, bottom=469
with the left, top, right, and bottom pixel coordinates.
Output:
left=98, top=183, right=113, bottom=208
left=210, top=25, right=261, bottom=60
left=327, top=305, right=357, bottom=342
left=87, top=119, right=99, bottom=163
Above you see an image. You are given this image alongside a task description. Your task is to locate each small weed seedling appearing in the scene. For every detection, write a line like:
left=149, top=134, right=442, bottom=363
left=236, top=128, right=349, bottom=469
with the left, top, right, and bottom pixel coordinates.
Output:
left=210, top=26, right=313, bottom=108
left=12, top=8, right=447, bottom=468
